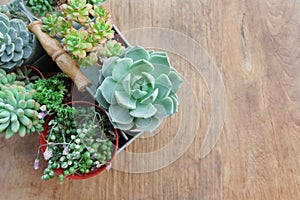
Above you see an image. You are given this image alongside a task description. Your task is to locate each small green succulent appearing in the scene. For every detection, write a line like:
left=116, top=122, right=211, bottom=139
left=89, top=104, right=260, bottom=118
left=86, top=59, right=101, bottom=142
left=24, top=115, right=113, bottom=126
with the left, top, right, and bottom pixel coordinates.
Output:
left=25, top=0, right=53, bottom=17
left=62, top=28, right=94, bottom=59
left=89, top=17, right=114, bottom=44
left=42, top=14, right=72, bottom=38
left=90, top=5, right=110, bottom=20
left=97, top=40, right=124, bottom=58
left=0, top=69, right=21, bottom=85
left=0, top=84, right=43, bottom=138
left=0, top=13, right=33, bottom=70
left=95, top=46, right=183, bottom=132
left=60, top=0, right=93, bottom=24
left=87, top=0, right=106, bottom=6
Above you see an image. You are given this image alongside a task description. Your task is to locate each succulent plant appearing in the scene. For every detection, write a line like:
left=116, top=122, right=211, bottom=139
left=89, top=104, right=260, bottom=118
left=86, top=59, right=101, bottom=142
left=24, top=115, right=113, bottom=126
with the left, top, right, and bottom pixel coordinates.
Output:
left=0, top=2, right=30, bottom=24
left=51, top=0, right=68, bottom=6
left=87, top=0, right=106, bottom=6
left=96, top=40, right=124, bottom=59
left=0, top=84, right=43, bottom=138
left=62, top=28, right=94, bottom=59
left=88, top=17, right=114, bottom=44
left=25, top=0, right=53, bottom=17
left=90, top=5, right=110, bottom=20
left=0, top=69, right=22, bottom=86
left=83, top=40, right=124, bottom=67
left=60, top=0, right=93, bottom=24
left=0, top=13, right=33, bottom=70
left=95, top=46, right=183, bottom=132
left=42, top=14, right=72, bottom=38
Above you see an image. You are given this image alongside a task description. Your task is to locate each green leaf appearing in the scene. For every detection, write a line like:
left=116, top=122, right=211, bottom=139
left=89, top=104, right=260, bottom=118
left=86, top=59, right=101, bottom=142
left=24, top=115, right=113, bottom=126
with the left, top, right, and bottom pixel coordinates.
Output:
left=95, top=88, right=109, bottom=109
left=8, top=29, right=17, bottom=41
left=114, top=90, right=136, bottom=109
left=1, top=52, right=14, bottom=63
left=121, top=46, right=150, bottom=62
left=5, top=126, right=15, bottom=139
left=99, top=77, right=117, bottom=104
left=0, top=21, right=9, bottom=36
left=0, top=13, right=9, bottom=28
left=169, top=68, right=183, bottom=93
left=109, top=104, right=133, bottom=124
left=122, top=73, right=131, bottom=95
left=149, top=55, right=171, bottom=78
left=5, top=43, right=15, bottom=55
left=111, top=58, right=132, bottom=81
left=13, top=51, right=23, bottom=62
left=140, top=88, right=159, bottom=104
left=102, top=56, right=118, bottom=77
left=135, top=117, right=161, bottom=132
left=129, top=103, right=157, bottom=118
left=155, top=74, right=172, bottom=100
left=14, top=37, right=24, bottom=52
left=128, top=59, right=154, bottom=77
left=22, top=46, right=33, bottom=59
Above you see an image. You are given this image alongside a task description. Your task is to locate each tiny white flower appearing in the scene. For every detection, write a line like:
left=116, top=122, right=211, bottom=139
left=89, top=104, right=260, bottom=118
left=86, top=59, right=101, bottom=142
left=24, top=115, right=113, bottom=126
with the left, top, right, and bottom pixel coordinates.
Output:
left=43, top=147, right=53, bottom=160
left=40, top=105, right=47, bottom=111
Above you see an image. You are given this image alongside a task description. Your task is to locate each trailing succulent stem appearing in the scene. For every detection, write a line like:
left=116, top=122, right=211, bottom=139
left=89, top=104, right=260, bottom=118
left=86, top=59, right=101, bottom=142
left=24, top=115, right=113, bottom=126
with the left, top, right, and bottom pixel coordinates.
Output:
left=41, top=104, right=116, bottom=182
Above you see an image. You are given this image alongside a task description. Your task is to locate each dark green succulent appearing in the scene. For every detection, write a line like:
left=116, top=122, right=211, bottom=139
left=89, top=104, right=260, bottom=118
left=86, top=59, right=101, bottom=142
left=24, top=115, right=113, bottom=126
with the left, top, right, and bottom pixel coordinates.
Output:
left=25, top=0, right=53, bottom=17
left=87, top=0, right=106, bottom=6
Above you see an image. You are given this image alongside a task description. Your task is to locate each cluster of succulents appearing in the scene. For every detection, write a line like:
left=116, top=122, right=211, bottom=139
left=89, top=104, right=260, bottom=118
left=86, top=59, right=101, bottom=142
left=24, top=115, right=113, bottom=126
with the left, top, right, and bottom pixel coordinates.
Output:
left=86, top=40, right=124, bottom=65
left=0, top=13, right=33, bottom=70
left=0, top=69, right=43, bottom=138
left=41, top=0, right=115, bottom=67
left=95, top=46, right=183, bottom=132
left=41, top=104, right=116, bottom=182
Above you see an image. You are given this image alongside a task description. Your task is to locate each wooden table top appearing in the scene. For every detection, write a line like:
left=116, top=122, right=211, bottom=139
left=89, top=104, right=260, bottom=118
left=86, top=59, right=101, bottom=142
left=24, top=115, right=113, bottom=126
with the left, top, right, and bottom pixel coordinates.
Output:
left=1, top=0, right=299, bottom=199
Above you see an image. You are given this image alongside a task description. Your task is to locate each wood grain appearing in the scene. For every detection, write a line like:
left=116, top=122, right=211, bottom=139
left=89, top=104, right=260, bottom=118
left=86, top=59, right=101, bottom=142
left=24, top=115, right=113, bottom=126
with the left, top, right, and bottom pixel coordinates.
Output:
left=0, top=0, right=299, bottom=199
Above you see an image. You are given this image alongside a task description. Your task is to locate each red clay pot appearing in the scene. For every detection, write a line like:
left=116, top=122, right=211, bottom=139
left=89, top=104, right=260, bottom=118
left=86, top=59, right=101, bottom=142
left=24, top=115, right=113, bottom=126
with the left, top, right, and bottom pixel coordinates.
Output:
left=40, top=101, right=119, bottom=180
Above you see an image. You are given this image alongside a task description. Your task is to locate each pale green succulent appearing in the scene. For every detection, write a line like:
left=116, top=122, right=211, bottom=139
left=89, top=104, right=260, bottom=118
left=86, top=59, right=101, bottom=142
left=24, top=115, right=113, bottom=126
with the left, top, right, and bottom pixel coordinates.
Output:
left=0, top=13, right=33, bottom=70
left=0, top=84, right=43, bottom=139
left=95, top=46, right=182, bottom=132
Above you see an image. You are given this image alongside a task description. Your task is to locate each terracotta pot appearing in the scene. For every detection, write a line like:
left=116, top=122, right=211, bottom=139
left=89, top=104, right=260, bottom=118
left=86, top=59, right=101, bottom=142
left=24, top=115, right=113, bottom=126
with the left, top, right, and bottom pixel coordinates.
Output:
left=40, top=101, right=119, bottom=180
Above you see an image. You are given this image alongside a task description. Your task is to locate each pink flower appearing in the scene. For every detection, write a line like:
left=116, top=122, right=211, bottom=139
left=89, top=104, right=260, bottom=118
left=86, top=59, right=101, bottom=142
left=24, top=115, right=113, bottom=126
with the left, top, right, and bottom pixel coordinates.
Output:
left=34, top=159, right=39, bottom=170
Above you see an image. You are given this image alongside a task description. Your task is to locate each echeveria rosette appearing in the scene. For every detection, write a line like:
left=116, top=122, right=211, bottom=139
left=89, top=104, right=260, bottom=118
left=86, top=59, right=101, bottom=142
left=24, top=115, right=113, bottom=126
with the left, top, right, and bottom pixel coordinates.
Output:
left=95, top=46, right=182, bottom=132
